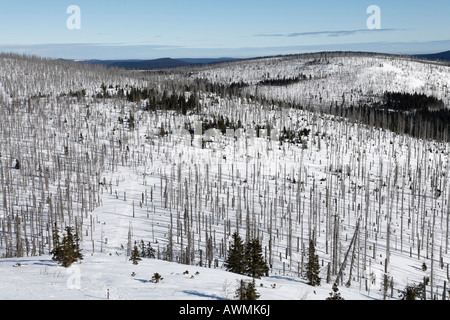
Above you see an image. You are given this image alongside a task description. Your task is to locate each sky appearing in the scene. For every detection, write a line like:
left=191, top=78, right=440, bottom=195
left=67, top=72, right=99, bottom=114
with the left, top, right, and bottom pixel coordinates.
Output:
left=0, top=0, right=449, bottom=59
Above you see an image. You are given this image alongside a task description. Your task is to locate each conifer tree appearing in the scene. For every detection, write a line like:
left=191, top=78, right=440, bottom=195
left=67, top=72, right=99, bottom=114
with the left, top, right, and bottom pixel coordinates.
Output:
left=399, top=282, right=426, bottom=300
left=146, top=241, right=156, bottom=259
left=151, top=273, right=163, bottom=283
left=305, top=239, right=321, bottom=286
left=245, top=238, right=269, bottom=279
left=234, top=279, right=247, bottom=300
left=51, top=226, right=83, bottom=268
left=244, top=279, right=260, bottom=300
left=14, top=159, right=20, bottom=170
left=130, top=242, right=142, bottom=265
left=234, top=279, right=260, bottom=300
left=139, top=240, right=146, bottom=258
left=326, top=283, right=345, bottom=300
left=224, top=232, right=246, bottom=275
left=51, top=223, right=63, bottom=263
left=128, top=111, right=135, bottom=130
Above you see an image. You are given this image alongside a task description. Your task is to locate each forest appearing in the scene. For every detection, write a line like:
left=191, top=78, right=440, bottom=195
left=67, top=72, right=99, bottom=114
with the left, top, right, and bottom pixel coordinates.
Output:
left=0, top=52, right=450, bottom=300
left=331, top=92, right=450, bottom=142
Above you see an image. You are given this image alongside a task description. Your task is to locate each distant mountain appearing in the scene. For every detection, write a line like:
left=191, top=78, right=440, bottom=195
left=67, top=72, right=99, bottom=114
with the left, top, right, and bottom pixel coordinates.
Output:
left=112, top=58, right=192, bottom=69
left=178, top=57, right=238, bottom=65
left=413, top=50, right=450, bottom=62
left=74, top=57, right=238, bottom=70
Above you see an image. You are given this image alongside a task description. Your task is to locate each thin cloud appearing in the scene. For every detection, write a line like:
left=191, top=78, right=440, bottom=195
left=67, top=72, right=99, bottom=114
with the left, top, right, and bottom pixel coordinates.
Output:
left=256, top=29, right=401, bottom=38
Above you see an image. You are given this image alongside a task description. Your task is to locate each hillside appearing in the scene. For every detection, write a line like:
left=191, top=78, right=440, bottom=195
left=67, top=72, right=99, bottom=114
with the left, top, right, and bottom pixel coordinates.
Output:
left=414, top=50, right=450, bottom=63
left=192, top=52, right=450, bottom=107
left=0, top=52, right=450, bottom=304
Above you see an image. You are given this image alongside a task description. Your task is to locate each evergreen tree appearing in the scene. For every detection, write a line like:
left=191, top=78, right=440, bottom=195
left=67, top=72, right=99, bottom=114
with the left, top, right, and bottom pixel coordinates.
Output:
left=234, top=279, right=260, bottom=300
left=305, top=239, right=321, bottom=286
left=151, top=273, right=163, bottom=283
left=244, top=279, right=260, bottom=300
left=399, top=281, right=427, bottom=300
left=160, top=124, right=167, bottom=137
left=234, top=279, right=247, bottom=300
left=130, top=242, right=142, bottom=265
left=51, top=223, right=63, bottom=264
left=326, top=283, right=344, bottom=300
left=62, top=227, right=83, bottom=267
left=165, top=233, right=173, bottom=262
left=128, top=111, right=135, bottom=130
left=245, top=238, right=269, bottom=279
left=139, top=240, right=146, bottom=258
left=146, top=241, right=156, bottom=259
left=224, top=232, right=246, bottom=275
left=51, top=226, right=83, bottom=268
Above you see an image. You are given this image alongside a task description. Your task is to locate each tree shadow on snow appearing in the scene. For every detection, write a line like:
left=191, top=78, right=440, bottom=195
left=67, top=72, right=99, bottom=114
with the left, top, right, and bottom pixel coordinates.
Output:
left=182, top=290, right=226, bottom=300
left=31, top=260, right=55, bottom=267
left=269, top=275, right=306, bottom=284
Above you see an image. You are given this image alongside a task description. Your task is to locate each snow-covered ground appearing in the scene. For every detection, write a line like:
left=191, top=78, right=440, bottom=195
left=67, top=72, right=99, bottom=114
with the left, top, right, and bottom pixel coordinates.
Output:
left=195, top=53, right=450, bottom=108
left=1, top=53, right=450, bottom=302
left=0, top=253, right=366, bottom=300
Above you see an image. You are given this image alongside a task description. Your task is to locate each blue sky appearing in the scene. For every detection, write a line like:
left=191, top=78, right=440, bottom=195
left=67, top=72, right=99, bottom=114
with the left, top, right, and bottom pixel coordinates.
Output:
left=0, top=0, right=449, bottom=59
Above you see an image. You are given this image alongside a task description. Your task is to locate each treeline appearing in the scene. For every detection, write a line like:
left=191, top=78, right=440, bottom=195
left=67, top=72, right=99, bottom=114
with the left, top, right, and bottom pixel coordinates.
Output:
left=189, top=79, right=249, bottom=99
left=380, top=91, right=445, bottom=111
left=257, top=74, right=310, bottom=86
left=330, top=96, right=450, bottom=142
left=279, top=126, right=311, bottom=146
left=95, top=84, right=200, bottom=115
left=141, top=89, right=199, bottom=115
left=200, top=115, right=243, bottom=135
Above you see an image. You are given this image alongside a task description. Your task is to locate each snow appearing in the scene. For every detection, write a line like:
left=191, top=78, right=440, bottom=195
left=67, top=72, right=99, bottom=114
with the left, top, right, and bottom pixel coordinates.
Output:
left=0, top=254, right=368, bottom=300
left=1, top=52, right=450, bottom=302
left=196, top=54, right=450, bottom=107
left=1, top=119, right=445, bottom=301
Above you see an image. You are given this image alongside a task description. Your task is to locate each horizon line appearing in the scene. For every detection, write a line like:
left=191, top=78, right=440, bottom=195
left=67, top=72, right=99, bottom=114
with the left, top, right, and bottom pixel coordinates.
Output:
left=0, top=40, right=449, bottom=61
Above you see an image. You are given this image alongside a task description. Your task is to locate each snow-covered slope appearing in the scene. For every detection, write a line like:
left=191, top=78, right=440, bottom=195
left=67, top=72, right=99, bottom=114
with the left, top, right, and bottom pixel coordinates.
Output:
left=0, top=253, right=365, bottom=300
left=194, top=53, right=450, bottom=108
left=1, top=52, right=450, bottom=302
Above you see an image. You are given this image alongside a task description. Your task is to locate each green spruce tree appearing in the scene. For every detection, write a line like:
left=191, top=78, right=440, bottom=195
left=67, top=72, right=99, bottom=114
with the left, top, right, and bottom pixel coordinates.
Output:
left=51, top=226, right=83, bottom=268
left=139, top=240, right=146, bottom=258
left=244, top=279, right=260, bottom=300
left=224, top=232, right=246, bottom=275
left=146, top=242, right=156, bottom=259
left=51, top=223, right=63, bottom=263
left=234, top=279, right=260, bottom=300
left=399, top=282, right=426, bottom=300
left=245, top=238, right=269, bottom=279
left=305, top=239, right=321, bottom=286
left=130, top=242, right=142, bottom=265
